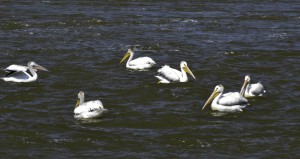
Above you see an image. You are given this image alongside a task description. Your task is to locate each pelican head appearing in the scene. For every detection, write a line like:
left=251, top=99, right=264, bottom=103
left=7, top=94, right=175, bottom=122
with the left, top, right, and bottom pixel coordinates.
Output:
left=240, top=75, right=250, bottom=96
left=202, top=84, right=224, bottom=110
left=181, top=61, right=196, bottom=79
left=75, top=91, right=85, bottom=108
left=120, top=49, right=134, bottom=64
left=28, top=61, right=49, bottom=72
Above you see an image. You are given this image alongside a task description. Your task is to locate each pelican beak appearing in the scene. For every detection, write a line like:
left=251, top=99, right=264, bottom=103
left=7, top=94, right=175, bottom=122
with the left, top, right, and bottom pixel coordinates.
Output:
left=120, top=52, right=130, bottom=64
left=183, top=65, right=196, bottom=79
left=34, top=64, right=49, bottom=72
left=75, top=98, right=80, bottom=108
left=240, top=79, right=249, bottom=96
left=202, top=90, right=220, bottom=110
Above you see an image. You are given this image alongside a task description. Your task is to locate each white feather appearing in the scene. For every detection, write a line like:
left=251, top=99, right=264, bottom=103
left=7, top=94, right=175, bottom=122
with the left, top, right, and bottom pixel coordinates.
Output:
left=2, top=61, right=47, bottom=83
left=121, top=49, right=156, bottom=70
left=157, top=65, right=181, bottom=82
left=4, top=64, right=28, bottom=72
left=245, top=82, right=266, bottom=97
left=129, top=57, right=156, bottom=66
left=74, top=91, right=107, bottom=119
left=155, top=75, right=170, bottom=84
left=218, top=92, right=248, bottom=106
left=203, top=85, right=248, bottom=113
left=155, top=61, right=195, bottom=83
left=241, top=75, right=266, bottom=98
left=74, top=100, right=107, bottom=119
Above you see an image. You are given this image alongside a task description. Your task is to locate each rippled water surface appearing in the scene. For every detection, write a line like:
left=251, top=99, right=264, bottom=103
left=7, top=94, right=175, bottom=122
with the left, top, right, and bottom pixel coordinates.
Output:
left=0, top=0, right=299, bottom=158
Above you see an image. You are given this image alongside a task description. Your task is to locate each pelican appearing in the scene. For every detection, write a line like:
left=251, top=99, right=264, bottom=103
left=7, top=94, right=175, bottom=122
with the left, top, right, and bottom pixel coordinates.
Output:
left=120, top=49, right=156, bottom=70
left=202, top=84, right=248, bottom=112
left=155, top=61, right=196, bottom=83
left=74, top=91, right=107, bottom=119
left=240, top=75, right=266, bottom=98
left=2, top=61, right=48, bottom=83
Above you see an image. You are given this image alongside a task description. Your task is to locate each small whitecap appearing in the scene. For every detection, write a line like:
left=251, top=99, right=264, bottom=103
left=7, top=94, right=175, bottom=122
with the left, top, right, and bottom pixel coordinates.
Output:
left=182, top=19, right=198, bottom=23
left=268, top=33, right=288, bottom=39
left=196, top=140, right=211, bottom=147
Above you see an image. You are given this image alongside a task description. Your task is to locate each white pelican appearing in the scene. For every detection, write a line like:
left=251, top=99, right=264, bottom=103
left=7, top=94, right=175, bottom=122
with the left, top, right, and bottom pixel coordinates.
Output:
left=202, top=84, right=248, bottom=113
left=2, top=61, right=48, bottom=83
left=155, top=61, right=196, bottom=84
left=240, top=75, right=266, bottom=98
left=120, top=49, right=156, bottom=70
left=74, top=91, right=107, bottom=119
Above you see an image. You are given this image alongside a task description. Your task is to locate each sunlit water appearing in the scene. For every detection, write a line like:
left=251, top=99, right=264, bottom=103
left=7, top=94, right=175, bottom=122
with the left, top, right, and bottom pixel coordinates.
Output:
left=0, top=1, right=299, bottom=158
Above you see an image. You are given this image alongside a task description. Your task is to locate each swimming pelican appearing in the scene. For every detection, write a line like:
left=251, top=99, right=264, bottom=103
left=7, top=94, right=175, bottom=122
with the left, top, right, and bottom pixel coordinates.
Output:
left=74, top=91, right=107, bottom=119
left=155, top=61, right=196, bottom=83
left=240, top=75, right=266, bottom=98
left=202, top=84, right=248, bottom=112
left=120, top=49, right=156, bottom=70
left=2, top=61, right=48, bottom=83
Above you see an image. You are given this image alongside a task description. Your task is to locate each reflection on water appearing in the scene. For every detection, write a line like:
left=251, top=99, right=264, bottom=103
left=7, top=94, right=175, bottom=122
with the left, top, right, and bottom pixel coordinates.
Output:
left=75, top=118, right=107, bottom=124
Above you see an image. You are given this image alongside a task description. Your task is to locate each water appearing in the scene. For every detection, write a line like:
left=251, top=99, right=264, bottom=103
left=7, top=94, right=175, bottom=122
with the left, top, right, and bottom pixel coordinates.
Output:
left=0, top=0, right=299, bottom=158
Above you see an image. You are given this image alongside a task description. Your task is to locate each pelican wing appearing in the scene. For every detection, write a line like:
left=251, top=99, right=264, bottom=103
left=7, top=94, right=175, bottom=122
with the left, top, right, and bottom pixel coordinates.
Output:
left=4, top=71, right=30, bottom=79
left=74, top=100, right=104, bottom=114
left=4, top=64, right=28, bottom=72
left=74, top=100, right=107, bottom=119
left=155, top=75, right=170, bottom=83
left=129, top=57, right=155, bottom=66
left=157, top=65, right=181, bottom=81
left=219, top=92, right=248, bottom=106
left=249, top=83, right=265, bottom=96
